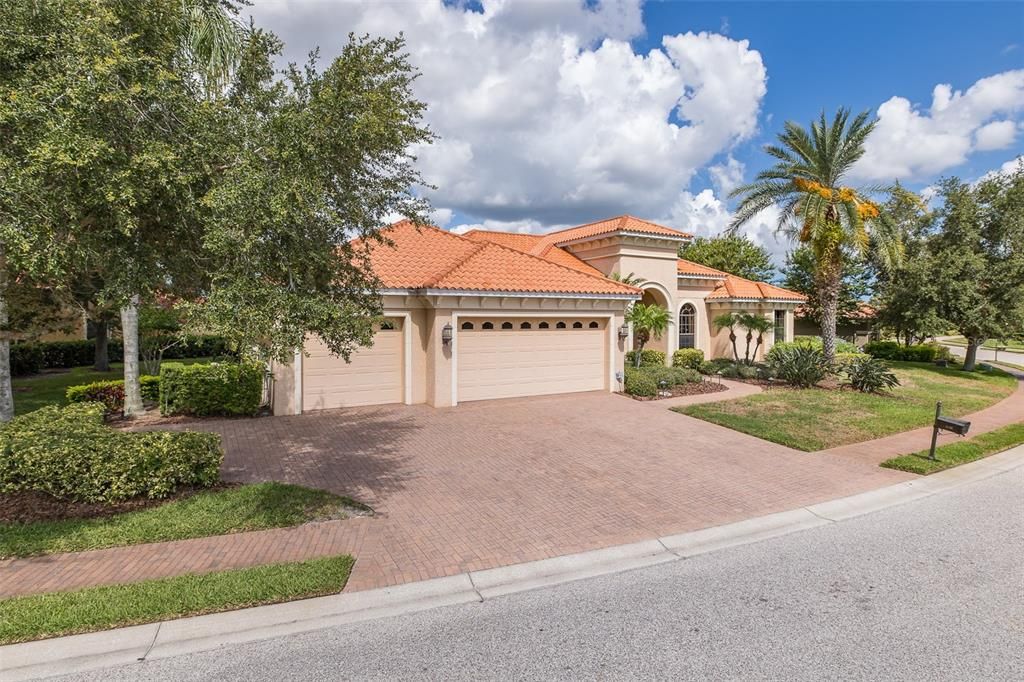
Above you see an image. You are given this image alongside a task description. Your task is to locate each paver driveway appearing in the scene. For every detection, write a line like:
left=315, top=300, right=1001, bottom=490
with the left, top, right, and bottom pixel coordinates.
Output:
left=209, top=391, right=909, bottom=591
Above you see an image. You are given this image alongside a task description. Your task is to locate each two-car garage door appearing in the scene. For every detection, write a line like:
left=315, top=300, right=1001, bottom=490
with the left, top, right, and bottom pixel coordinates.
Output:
left=456, top=317, right=608, bottom=402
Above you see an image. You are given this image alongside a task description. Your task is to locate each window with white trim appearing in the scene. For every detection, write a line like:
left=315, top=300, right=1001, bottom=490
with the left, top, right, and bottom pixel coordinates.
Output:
left=678, top=304, right=696, bottom=349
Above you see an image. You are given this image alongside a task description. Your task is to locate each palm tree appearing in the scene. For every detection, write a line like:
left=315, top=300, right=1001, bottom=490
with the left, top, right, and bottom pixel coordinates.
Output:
left=729, top=109, right=901, bottom=362
left=181, top=0, right=247, bottom=98
left=627, top=303, right=669, bottom=367
left=713, top=312, right=741, bottom=363
left=739, top=313, right=772, bottom=364
left=609, top=271, right=645, bottom=286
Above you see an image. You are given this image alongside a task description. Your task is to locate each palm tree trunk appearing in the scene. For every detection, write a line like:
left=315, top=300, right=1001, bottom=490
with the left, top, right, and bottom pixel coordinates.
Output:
left=816, top=261, right=842, bottom=363
left=93, top=318, right=110, bottom=372
left=730, top=332, right=739, bottom=362
left=0, top=242, right=12, bottom=422
left=963, top=337, right=981, bottom=372
left=744, top=332, right=753, bottom=364
left=121, top=295, right=144, bottom=417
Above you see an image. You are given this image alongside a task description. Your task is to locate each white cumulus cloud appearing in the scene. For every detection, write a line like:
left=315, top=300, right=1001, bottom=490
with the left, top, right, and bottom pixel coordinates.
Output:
left=853, top=70, right=1024, bottom=182
left=248, top=0, right=767, bottom=228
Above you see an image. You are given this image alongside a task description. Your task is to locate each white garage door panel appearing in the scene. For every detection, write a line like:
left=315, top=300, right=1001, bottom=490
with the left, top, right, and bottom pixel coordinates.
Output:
left=303, top=332, right=402, bottom=409
left=458, top=327, right=606, bottom=402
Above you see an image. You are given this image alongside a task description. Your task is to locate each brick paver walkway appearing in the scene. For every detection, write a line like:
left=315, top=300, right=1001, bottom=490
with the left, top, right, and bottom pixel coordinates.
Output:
left=821, top=368, right=1024, bottom=466
left=1, top=391, right=912, bottom=598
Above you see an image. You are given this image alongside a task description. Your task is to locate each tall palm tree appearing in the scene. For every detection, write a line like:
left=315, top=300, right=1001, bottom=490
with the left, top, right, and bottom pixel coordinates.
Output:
left=739, top=312, right=772, bottom=364
left=180, top=0, right=247, bottom=98
left=627, top=303, right=669, bottom=367
left=729, top=109, right=901, bottom=362
left=713, top=312, right=741, bottom=363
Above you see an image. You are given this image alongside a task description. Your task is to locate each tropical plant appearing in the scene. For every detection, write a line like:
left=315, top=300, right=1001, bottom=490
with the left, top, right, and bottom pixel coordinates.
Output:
left=738, top=313, right=772, bottom=364
left=626, top=303, right=670, bottom=368
left=768, top=345, right=827, bottom=388
left=713, top=312, right=741, bottom=362
left=609, top=272, right=645, bottom=286
left=842, top=356, right=900, bottom=393
left=729, top=109, right=902, bottom=364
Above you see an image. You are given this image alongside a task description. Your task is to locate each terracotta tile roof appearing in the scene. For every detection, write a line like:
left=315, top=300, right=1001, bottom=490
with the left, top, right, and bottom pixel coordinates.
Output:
left=464, top=229, right=605, bottom=276
left=677, top=259, right=728, bottom=278
left=707, top=274, right=807, bottom=302
left=534, top=216, right=692, bottom=252
left=362, top=221, right=639, bottom=296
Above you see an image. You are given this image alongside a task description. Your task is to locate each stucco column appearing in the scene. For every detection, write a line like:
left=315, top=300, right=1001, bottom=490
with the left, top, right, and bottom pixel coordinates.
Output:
left=426, top=309, right=455, bottom=407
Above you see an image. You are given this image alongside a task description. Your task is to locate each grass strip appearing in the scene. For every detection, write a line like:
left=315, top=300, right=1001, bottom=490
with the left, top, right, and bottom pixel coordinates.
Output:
left=880, top=422, right=1024, bottom=475
left=0, top=554, right=354, bottom=644
left=0, top=482, right=368, bottom=559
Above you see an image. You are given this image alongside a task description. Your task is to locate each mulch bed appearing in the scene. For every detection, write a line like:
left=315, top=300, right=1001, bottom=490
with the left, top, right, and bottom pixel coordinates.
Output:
left=0, top=483, right=237, bottom=525
left=623, top=380, right=729, bottom=401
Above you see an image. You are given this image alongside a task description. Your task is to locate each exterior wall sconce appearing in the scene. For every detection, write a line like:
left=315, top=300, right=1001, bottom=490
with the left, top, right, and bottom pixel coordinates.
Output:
left=441, top=323, right=453, bottom=346
left=618, top=324, right=630, bottom=340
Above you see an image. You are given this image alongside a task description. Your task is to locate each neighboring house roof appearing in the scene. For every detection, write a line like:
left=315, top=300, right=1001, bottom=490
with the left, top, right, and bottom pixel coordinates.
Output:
left=362, top=221, right=640, bottom=297
left=796, top=301, right=876, bottom=319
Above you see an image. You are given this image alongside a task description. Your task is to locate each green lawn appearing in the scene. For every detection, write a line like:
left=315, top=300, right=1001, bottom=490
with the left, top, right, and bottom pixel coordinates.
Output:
left=677, top=362, right=1017, bottom=451
left=945, top=337, right=1024, bottom=351
left=881, top=422, right=1024, bottom=475
left=11, top=358, right=210, bottom=415
left=0, top=554, right=354, bottom=644
left=0, top=482, right=369, bottom=559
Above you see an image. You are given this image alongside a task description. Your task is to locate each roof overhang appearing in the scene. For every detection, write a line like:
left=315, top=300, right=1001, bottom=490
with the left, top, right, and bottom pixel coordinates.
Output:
left=555, top=230, right=690, bottom=249
left=677, top=273, right=726, bottom=281
left=708, top=297, right=806, bottom=304
left=381, top=288, right=640, bottom=300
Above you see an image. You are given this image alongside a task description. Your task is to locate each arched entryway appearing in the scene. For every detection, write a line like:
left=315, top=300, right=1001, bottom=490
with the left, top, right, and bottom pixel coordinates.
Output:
left=634, top=284, right=672, bottom=357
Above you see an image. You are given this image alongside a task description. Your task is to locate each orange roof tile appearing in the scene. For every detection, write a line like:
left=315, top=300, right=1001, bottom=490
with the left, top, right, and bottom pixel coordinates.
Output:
left=362, top=221, right=639, bottom=297
left=677, top=259, right=728, bottom=278
left=535, top=216, right=692, bottom=252
left=707, top=274, right=807, bottom=302
left=464, top=229, right=606, bottom=276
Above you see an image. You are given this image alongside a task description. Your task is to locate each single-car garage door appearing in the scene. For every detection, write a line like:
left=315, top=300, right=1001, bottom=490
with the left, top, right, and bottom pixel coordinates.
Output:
left=457, top=318, right=607, bottom=402
left=302, top=320, right=403, bottom=410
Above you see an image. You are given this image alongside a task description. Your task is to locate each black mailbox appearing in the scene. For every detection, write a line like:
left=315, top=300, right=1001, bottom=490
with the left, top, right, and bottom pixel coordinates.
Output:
left=935, top=415, right=970, bottom=436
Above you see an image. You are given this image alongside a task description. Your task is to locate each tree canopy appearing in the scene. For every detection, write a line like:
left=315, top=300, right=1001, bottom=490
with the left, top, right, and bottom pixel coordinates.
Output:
left=781, top=246, right=871, bottom=326
left=679, top=235, right=776, bottom=282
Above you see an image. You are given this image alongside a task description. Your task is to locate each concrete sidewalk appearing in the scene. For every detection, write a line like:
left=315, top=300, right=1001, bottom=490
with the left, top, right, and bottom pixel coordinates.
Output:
left=4, top=445, right=1021, bottom=682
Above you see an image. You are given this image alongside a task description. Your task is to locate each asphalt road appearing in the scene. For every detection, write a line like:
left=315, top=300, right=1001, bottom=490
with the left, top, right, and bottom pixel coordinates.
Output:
left=60, top=468, right=1024, bottom=681
left=941, top=342, right=1024, bottom=367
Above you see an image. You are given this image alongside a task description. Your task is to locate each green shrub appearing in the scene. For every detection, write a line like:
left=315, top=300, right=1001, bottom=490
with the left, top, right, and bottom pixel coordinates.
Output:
left=0, top=403, right=222, bottom=503
left=676, top=368, right=702, bottom=383
left=863, top=341, right=938, bottom=362
left=768, top=337, right=858, bottom=365
left=768, top=345, right=826, bottom=388
left=10, top=343, right=44, bottom=377
left=672, top=348, right=704, bottom=369
left=697, top=360, right=717, bottom=375
left=833, top=351, right=871, bottom=370
left=625, top=349, right=667, bottom=368
left=842, top=356, right=900, bottom=393
left=623, top=368, right=657, bottom=397
left=66, top=376, right=161, bottom=414
left=737, top=365, right=760, bottom=380
left=9, top=336, right=233, bottom=376
left=160, top=362, right=264, bottom=417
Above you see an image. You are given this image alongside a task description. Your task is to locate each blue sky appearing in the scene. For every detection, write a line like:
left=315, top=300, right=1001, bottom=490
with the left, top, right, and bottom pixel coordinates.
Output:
left=252, top=1, right=1024, bottom=256
left=642, top=0, right=1024, bottom=193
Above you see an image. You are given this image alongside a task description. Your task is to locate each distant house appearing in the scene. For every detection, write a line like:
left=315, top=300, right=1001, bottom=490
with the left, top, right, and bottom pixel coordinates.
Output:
left=794, top=302, right=877, bottom=346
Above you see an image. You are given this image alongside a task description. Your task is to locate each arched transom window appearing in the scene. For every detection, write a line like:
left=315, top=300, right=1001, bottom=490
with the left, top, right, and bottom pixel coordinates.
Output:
left=679, top=304, right=696, bottom=349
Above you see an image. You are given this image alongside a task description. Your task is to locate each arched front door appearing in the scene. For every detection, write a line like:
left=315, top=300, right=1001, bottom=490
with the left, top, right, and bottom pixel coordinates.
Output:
left=678, top=303, right=696, bottom=349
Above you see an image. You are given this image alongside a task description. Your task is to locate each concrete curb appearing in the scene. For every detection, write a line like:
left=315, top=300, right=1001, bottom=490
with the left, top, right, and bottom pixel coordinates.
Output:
left=4, top=444, right=1022, bottom=681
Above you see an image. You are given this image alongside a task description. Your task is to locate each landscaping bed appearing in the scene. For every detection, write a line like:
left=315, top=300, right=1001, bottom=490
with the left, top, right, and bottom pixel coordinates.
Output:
left=0, top=554, right=355, bottom=644
left=622, top=380, right=727, bottom=401
left=0, top=482, right=370, bottom=559
left=676, top=362, right=1017, bottom=451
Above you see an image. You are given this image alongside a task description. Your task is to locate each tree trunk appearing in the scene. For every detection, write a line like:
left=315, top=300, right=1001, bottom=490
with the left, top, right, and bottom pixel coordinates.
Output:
left=963, top=337, right=981, bottom=372
left=121, top=295, right=144, bottom=417
left=730, top=332, right=739, bottom=362
left=93, top=318, right=110, bottom=372
left=0, top=243, right=12, bottom=422
left=816, top=262, right=842, bottom=364
left=744, top=332, right=753, bottom=364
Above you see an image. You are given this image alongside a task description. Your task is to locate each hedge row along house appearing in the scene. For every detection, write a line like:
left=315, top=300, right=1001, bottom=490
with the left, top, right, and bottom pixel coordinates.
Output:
left=271, top=216, right=806, bottom=414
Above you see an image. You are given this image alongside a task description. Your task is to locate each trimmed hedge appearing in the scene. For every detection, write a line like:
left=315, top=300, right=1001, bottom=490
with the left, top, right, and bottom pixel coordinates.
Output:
left=160, top=362, right=263, bottom=417
left=9, top=336, right=232, bottom=376
left=672, top=348, right=704, bottom=369
left=0, top=403, right=222, bottom=503
left=863, top=341, right=939, bottom=362
left=625, top=349, right=667, bottom=368
left=623, top=368, right=658, bottom=397
left=767, top=337, right=858, bottom=365
left=66, top=376, right=160, bottom=414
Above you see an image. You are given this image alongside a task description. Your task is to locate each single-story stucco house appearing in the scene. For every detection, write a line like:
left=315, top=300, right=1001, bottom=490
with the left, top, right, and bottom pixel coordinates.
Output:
left=272, top=215, right=806, bottom=415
